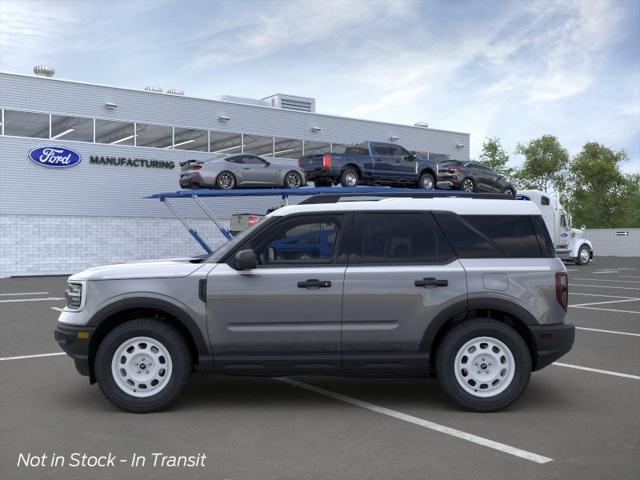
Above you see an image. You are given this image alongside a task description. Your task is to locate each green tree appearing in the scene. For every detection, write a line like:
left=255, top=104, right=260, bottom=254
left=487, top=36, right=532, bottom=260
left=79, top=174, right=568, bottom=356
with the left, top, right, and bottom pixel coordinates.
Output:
left=479, top=137, right=514, bottom=177
left=515, top=135, right=569, bottom=192
left=619, top=173, right=640, bottom=228
left=567, top=142, right=629, bottom=228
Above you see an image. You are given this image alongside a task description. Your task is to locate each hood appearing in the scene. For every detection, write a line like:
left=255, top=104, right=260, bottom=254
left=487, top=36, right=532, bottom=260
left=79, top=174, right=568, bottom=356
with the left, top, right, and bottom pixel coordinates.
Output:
left=68, top=258, right=207, bottom=281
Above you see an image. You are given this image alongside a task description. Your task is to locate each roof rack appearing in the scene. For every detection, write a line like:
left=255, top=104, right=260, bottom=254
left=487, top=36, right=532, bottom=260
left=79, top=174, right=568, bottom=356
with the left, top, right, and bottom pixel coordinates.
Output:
left=298, top=191, right=512, bottom=204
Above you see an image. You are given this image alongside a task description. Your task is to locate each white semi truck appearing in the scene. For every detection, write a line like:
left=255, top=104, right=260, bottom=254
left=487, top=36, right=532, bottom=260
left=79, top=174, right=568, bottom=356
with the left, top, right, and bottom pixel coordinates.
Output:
left=518, top=190, right=593, bottom=265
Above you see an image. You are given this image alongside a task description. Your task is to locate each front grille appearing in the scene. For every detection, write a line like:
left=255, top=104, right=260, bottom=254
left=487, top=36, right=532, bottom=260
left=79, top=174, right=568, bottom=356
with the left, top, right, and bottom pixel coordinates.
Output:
left=65, top=283, right=83, bottom=309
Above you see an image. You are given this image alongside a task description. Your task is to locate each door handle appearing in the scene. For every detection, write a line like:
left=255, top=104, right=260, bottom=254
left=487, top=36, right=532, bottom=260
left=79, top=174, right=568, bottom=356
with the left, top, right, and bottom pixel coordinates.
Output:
left=297, top=279, right=331, bottom=289
left=415, top=278, right=448, bottom=287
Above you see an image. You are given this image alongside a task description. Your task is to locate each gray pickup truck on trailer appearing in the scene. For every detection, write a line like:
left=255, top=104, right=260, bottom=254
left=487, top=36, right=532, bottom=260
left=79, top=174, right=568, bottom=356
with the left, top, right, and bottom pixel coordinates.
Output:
left=55, top=194, right=574, bottom=413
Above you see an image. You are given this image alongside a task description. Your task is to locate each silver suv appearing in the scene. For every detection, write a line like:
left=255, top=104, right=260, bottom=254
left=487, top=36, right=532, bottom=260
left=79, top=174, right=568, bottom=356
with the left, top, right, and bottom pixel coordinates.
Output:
left=55, top=196, right=574, bottom=413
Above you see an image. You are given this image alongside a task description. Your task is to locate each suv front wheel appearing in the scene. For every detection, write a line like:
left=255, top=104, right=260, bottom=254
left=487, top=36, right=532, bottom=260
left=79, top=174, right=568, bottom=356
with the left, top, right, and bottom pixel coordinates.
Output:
left=435, top=319, right=531, bottom=412
left=95, top=319, right=192, bottom=413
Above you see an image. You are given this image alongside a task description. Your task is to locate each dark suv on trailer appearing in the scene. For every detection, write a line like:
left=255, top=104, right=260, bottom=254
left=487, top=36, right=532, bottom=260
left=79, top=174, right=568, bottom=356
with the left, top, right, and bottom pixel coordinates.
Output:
left=55, top=195, right=573, bottom=413
left=438, top=161, right=516, bottom=196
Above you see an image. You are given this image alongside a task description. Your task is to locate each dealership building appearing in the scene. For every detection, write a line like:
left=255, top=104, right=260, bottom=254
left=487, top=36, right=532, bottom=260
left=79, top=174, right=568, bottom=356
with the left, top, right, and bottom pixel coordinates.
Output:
left=0, top=69, right=470, bottom=276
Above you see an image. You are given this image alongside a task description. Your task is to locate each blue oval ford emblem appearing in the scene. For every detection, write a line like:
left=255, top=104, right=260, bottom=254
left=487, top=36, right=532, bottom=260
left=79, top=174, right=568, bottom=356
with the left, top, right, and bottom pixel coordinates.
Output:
left=28, top=146, right=82, bottom=168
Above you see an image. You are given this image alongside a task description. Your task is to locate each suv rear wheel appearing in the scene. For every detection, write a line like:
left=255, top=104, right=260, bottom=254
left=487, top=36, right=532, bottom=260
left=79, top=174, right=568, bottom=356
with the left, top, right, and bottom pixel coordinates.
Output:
left=461, top=177, right=475, bottom=192
left=95, top=319, right=192, bottom=413
left=435, top=319, right=531, bottom=412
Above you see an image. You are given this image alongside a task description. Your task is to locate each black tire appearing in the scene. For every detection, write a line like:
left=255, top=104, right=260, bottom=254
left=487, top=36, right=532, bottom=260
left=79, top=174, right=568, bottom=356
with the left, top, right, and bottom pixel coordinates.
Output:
left=95, top=318, right=192, bottom=413
left=461, top=177, right=475, bottom=192
left=216, top=171, right=236, bottom=189
left=504, top=187, right=515, bottom=198
left=435, top=318, right=531, bottom=412
left=575, top=244, right=591, bottom=265
left=284, top=170, right=303, bottom=189
left=418, top=172, right=435, bottom=189
left=340, top=168, right=359, bottom=187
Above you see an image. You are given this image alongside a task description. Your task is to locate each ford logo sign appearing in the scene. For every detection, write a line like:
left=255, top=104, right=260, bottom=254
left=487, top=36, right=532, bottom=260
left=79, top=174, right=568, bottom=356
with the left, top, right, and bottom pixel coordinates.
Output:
left=28, top=146, right=82, bottom=168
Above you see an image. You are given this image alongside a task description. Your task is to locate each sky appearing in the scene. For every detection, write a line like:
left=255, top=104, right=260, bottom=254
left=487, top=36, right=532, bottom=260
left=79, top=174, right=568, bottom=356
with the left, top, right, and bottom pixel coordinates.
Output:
left=1, top=0, right=638, bottom=173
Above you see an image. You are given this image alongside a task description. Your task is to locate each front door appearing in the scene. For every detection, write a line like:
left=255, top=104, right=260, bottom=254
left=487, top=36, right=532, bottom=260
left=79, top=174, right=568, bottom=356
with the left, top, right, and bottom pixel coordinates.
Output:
left=207, top=213, right=349, bottom=374
left=341, top=212, right=467, bottom=375
left=239, top=155, right=279, bottom=185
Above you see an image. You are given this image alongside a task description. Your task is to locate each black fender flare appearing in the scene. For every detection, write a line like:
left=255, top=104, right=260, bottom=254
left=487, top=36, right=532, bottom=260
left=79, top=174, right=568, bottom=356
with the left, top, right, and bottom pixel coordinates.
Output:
left=87, top=297, right=213, bottom=372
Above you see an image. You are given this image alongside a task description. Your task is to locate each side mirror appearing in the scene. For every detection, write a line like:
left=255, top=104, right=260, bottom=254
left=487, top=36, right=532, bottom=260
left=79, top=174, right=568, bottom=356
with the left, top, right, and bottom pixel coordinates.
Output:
left=232, top=249, right=258, bottom=270
left=581, top=225, right=586, bottom=231
left=406, top=151, right=417, bottom=161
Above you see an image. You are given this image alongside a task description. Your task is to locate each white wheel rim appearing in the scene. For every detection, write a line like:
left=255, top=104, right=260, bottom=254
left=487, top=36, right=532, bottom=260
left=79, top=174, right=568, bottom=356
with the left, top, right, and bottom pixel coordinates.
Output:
left=580, top=248, right=589, bottom=263
left=111, top=336, right=173, bottom=398
left=345, top=173, right=357, bottom=186
left=454, top=336, right=515, bottom=398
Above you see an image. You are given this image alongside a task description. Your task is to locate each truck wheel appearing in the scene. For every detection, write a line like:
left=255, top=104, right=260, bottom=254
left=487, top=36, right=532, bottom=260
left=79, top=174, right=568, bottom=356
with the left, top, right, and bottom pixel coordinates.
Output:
left=435, top=318, right=531, bottom=412
left=461, top=177, right=475, bottom=192
left=216, top=171, right=236, bottom=189
left=418, top=172, right=435, bottom=189
left=576, top=245, right=591, bottom=265
left=95, top=319, right=192, bottom=413
left=340, top=168, right=359, bottom=187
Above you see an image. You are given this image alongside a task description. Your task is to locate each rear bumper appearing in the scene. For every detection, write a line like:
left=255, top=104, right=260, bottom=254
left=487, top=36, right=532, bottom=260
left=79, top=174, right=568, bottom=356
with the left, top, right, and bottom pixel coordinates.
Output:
left=530, top=322, right=575, bottom=370
left=54, top=324, right=95, bottom=377
left=436, top=174, right=463, bottom=188
left=179, top=172, right=209, bottom=188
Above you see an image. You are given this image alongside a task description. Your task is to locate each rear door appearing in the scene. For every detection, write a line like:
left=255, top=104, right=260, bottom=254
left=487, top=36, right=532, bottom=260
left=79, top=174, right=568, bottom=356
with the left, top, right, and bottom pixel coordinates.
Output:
left=341, top=212, right=467, bottom=375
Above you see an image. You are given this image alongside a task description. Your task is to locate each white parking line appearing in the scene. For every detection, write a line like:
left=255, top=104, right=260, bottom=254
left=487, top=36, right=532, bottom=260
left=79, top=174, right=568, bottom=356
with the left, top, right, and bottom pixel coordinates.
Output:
left=0, top=352, right=66, bottom=362
left=571, top=306, right=640, bottom=315
left=50, top=307, right=64, bottom=312
left=570, top=292, right=636, bottom=299
left=0, top=297, right=64, bottom=303
left=572, top=278, right=640, bottom=284
left=0, top=291, right=49, bottom=296
left=569, top=298, right=640, bottom=307
left=575, top=327, right=640, bottom=337
left=277, top=378, right=553, bottom=464
left=570, top=284, right=640, bottom=291
left=553, top=362, right=640, bottom=380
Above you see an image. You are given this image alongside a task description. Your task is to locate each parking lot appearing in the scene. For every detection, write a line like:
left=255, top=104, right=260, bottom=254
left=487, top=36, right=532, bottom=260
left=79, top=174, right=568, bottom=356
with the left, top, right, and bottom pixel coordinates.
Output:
left=1, top=257, right=638, bottom=480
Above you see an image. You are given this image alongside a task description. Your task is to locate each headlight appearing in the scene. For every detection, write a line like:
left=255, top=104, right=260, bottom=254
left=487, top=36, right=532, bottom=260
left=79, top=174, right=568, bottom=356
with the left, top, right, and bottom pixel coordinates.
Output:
left=65, top=283, right=83, bottom=309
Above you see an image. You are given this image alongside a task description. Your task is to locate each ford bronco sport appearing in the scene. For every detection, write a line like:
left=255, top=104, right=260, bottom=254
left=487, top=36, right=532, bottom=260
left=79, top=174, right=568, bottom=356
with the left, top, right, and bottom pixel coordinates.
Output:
left=55, top=195, right=574, bottom=413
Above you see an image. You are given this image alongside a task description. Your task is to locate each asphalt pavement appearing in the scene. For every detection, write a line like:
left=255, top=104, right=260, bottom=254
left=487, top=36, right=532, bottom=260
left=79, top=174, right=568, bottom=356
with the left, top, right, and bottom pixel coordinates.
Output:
left=1, top=257, right=638, bottom=480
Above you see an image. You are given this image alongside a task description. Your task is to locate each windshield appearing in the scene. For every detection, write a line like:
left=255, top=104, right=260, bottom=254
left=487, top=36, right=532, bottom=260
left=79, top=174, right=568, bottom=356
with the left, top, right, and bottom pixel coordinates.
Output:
left=207, top=216, right=276, bottom=263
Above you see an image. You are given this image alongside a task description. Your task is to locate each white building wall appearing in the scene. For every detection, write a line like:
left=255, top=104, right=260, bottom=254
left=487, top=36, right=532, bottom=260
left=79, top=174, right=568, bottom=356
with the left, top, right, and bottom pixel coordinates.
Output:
left=587, top=228, right=640, bottom=257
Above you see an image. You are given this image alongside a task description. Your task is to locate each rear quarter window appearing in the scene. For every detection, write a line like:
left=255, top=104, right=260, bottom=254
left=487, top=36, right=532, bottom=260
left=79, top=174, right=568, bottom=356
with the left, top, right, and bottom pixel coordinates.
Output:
left=434, top=213, right=546, bottom=258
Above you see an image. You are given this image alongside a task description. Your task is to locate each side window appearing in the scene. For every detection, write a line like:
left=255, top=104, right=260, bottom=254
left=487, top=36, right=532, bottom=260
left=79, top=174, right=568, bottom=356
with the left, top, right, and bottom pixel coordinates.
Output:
left=252, top=216, right=341, bottom=266
left=530, top=215, right=555, bottom=258
left=226, top=156, right=243, bottom=164
left=434, top=212, right=503, bottom=258
left=243, top=155, right=267, bottom=165
left=461, top=215, right=542, bottom=258
left=388, top=145, right=407, bottom=157
left=354, top=213, right=455, bottom=264
left=373, top=144, right=393, bottom=156
left=541, top=196, right=550, bottom=206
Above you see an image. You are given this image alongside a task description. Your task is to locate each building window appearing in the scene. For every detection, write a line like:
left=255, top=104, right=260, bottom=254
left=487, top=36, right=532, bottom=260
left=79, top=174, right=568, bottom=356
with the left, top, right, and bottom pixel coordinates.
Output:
left=244, top=134, right=274, bottom=156
left=3, top=110, right=49, bottom=138
left=210, top=131, right=242, bottom=154
left=173, top=127, right=208, bottom=151
left=273, top=137, right=303, bottom=159
left=95, top=119, right=135, bottom=145
left=51, top=114, right=93, bottom=142
left=303, top=141, right=330, bottom=156
left=135, top=123, right=173, bottom=148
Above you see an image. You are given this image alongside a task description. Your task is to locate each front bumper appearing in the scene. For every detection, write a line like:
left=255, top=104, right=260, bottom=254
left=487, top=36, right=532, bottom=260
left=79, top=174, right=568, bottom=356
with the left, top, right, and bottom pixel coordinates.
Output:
left=54, top=324, right=96, bottom=377
left=530, top=322, right=575, bottom=370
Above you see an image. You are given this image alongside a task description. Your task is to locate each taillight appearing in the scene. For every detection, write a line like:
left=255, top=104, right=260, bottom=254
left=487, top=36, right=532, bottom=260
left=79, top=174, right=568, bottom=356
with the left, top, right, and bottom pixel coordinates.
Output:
left=297, top=159, right=301, bottom=167
left=322, top=154, right=331, bottom=170
left=448, top=167, right=460, bottom=173
left=192, top=164, right=202, bottom=170
left=556, top=272, right=568, bottom=311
